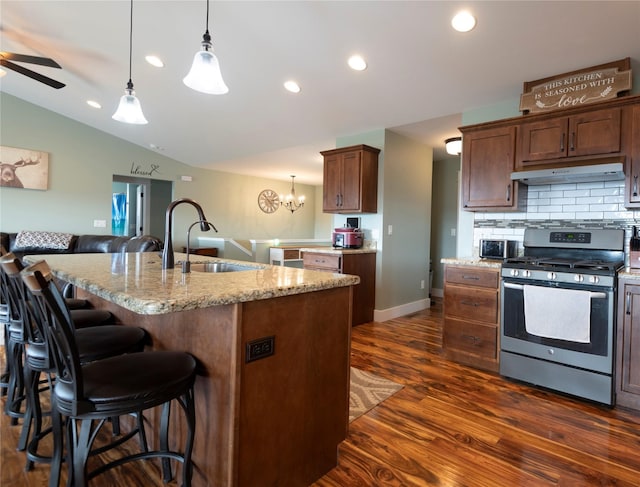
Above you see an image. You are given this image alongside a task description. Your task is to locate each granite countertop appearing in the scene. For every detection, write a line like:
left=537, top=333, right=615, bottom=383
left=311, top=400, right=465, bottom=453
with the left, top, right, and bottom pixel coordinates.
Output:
left=298, top=247, right=377, bottom=255
left=24, top=253, right=359, bottom=315
left=440, top=257, right=503, bottom=269
left=618, top=267, right=640, bottom=279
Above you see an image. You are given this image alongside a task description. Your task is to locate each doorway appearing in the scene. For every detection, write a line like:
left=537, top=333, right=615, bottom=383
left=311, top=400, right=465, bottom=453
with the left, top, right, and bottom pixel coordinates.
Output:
left=111, top=176, right=173, bottom=238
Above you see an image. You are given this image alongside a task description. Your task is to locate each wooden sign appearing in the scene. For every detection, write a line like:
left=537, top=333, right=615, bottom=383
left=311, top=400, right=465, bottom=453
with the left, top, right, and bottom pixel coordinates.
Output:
left=520, top=58, right=632, bottom=114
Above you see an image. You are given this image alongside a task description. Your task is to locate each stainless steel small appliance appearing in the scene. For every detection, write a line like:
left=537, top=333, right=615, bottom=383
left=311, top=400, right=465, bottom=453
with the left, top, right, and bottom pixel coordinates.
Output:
left=332, top=227, right=363, bottom=249
left=500, top=228, right=624, bottom=405
left=479, top=239, right=517, bottom=259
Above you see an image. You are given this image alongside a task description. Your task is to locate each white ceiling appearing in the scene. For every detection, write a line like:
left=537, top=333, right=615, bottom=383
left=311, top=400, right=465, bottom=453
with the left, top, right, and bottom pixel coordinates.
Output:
left=1, top=1, right=639, bottom=185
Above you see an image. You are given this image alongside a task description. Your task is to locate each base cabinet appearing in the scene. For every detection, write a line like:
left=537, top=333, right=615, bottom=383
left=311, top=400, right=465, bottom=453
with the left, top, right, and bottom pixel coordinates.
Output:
left=303, top=251, right=376, bottom=326
left=616, top=279, right=640, bottom=410
left=443, top=265, right=500, bottom=372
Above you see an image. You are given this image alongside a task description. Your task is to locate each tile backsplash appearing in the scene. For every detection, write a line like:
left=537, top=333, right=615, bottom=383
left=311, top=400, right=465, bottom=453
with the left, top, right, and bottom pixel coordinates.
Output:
left=473, top=180, right=639, bottom=260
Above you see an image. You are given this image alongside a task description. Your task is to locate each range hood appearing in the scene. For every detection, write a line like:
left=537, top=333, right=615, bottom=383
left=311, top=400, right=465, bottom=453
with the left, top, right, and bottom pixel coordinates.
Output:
left=510, top=162, right=625, bottom=185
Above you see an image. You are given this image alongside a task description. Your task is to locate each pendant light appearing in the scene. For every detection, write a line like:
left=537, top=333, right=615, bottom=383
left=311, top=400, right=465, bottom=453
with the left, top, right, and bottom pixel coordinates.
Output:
left=113, top=0, right=148, bottom=124
left=183, top=0, right=229, bottom=94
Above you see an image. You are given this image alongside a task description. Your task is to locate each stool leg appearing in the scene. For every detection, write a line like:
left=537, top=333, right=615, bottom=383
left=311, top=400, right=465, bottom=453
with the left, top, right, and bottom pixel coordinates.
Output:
left=182, top=387, right=196, bottom=487
left=160, top=400, right=173, bottom=483
left=17, top=366, right=38, bottom=452
left=49, top=407, right=64, bottom=487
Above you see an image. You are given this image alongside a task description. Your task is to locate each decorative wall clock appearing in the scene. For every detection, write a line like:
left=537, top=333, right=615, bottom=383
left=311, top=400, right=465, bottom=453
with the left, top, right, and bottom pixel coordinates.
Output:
left=258, top=189, right=280, bottom=213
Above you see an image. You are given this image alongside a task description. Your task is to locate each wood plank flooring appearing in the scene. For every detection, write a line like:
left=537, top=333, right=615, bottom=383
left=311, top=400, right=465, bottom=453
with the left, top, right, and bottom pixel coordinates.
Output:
left=2, top=299, right=640, bottom=486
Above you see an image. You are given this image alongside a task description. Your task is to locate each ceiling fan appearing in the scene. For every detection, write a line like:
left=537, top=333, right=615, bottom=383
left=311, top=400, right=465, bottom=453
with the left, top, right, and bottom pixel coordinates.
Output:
left=0, top=51, right=65, bottom=89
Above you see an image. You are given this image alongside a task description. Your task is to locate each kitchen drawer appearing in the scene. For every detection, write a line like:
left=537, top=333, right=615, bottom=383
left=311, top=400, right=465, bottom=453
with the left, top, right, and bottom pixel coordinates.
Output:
left=444, top=284, right=498, bottom=324
left=445, top=266, right=498, bottom=288
left=302, top=253, right=341, bottom=271
left=444, top=317, right=498, bottom=359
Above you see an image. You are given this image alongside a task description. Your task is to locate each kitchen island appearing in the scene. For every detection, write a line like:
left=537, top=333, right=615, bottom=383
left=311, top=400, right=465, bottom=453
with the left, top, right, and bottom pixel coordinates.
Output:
left=27, top=252, right=359, bottom=487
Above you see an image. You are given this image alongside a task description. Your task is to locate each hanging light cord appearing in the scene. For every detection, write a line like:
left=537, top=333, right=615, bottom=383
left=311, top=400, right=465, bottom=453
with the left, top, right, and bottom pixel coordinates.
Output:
left=202, top=0, right=212, bottom=47
left=127, top=0, right=134, bottom=90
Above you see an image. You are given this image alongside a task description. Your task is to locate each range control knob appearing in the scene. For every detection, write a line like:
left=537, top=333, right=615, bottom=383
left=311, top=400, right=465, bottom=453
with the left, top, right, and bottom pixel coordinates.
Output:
left=509, top=269, right=519, bottom=277
left=522, top=270, right=531, bottom=278
left=547, top=272, right=557, bottom=280
left=588, top=275, right=600, bottom=284
left=574, top=274, right=584, bottom=282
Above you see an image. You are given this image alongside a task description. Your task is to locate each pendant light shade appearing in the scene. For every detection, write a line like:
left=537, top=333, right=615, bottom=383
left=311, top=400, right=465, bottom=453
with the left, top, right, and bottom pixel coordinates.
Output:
left=113, top=80, right=148, bottom=124
left=184, top=0, right=228, bottom=95
left=113, top=0, right=148, bottom=125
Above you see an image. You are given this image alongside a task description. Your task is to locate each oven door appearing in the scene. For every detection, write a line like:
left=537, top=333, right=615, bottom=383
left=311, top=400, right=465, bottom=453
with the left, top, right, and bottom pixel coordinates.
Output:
left=501, top=278, right=614, bottom=374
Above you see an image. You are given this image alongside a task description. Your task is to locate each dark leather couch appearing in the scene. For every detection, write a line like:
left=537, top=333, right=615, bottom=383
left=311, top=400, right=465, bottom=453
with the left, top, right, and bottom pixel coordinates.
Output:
left=1, top=232, right=163, bottom=260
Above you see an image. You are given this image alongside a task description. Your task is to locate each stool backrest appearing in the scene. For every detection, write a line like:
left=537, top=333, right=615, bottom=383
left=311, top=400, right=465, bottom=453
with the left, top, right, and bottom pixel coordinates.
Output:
left=21, top=261, right=85, bottom=412
left=0, top=254, right=50, bottom=354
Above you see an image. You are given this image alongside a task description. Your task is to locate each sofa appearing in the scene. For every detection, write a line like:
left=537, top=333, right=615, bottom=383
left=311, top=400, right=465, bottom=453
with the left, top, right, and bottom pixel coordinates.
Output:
left=1, top=230, right=163, bottom=260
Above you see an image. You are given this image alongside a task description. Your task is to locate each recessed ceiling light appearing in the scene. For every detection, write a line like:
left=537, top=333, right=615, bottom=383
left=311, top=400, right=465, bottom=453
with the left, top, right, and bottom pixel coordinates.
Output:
left=284, top=80, right=301, bottom=93
left=348, top=55, right=367, bottom=71
left=86, top=100, right=102, bottom=109
left=451, top=11, right=476, bottom=32
left=145, top=55, right=164, bottom=68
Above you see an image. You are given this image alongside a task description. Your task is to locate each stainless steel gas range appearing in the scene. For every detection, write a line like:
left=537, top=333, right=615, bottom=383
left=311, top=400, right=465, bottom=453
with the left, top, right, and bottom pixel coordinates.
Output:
left=500, top=228, right=624, bottom=405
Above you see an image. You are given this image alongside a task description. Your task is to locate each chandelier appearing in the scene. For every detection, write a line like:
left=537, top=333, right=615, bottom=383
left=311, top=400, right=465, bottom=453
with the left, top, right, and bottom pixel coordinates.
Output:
left=281, top=175, right=305, bottom=213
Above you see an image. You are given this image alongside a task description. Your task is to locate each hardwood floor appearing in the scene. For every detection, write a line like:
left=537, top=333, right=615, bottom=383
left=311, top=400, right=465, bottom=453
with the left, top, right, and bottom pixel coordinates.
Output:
left=2, top=299, right=640, bottom=486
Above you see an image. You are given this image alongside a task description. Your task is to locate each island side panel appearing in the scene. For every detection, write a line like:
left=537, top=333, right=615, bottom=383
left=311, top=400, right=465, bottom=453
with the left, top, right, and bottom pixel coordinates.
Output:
left=238, top=286, right=353, bottom=486
left=76, top=289, right=241, bottom=487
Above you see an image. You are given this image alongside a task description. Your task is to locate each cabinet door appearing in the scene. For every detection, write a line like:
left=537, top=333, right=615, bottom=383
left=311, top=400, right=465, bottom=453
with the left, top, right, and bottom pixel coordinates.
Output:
left=323, top=154, right=342, bottom=212
left=626, top=105, right=640, bottom=206
left=618, top=283, right=640, bottom=404
left=570, top=108, right=621, bottom=156
left=462, top=125, right=518, bottom=210
left=519, top=117, right=568, bottom=163
left=340, top=151, right=363, bottom=212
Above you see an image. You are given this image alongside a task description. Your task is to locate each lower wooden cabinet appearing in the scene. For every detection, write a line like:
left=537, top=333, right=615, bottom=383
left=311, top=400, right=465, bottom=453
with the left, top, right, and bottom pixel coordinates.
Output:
left=302, top=250, right=376, bottom=326
left=443, top=265, right=500, bottom=372
left=616, top=278, right=640, bottom=410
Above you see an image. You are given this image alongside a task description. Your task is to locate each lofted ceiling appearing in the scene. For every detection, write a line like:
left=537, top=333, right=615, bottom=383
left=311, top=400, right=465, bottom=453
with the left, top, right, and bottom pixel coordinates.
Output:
left=1, top=1, right=639, bottom=185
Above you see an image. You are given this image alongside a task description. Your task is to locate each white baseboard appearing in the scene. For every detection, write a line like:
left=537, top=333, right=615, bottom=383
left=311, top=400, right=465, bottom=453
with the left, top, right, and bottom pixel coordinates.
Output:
left=431, top=288, right=443, bottom=298
left=373, top=298, right=431, bottom=322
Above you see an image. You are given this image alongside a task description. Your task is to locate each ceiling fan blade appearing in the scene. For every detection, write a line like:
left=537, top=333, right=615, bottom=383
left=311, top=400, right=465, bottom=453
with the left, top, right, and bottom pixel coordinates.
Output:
left=0, top=58, right=65, bottom=89
left=0, top=51, right=62, bottom=69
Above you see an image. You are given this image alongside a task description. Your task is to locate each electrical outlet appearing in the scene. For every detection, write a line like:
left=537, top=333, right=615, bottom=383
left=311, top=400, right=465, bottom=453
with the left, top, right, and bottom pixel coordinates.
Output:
left=388, top=224, right=393, bottom=235
left=246, top=336, right=275, bottom=363
left=420, top=280, right=425, bottom=289
left=451, top=228, right=457, bottom=237
left=93, top=219, right=106, bottom=228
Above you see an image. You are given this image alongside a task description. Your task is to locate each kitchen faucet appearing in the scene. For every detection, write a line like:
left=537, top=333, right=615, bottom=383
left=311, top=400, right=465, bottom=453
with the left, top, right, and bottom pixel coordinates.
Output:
left=162, top=198, right=214, bottom=269
left=182, top=219, right=218, bottom=273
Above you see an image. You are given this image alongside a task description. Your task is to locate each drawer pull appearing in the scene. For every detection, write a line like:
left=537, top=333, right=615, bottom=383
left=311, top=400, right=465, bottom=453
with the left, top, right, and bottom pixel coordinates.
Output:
left=461, top=334, right=480, bottom=344
left=462, top=275, right=480, bottom=280
left=460, top=300, right=479, bottom=307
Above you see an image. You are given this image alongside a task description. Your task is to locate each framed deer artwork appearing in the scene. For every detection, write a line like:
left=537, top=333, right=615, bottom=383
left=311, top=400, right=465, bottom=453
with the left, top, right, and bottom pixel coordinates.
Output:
left=0, top=145, right=49, bottom=190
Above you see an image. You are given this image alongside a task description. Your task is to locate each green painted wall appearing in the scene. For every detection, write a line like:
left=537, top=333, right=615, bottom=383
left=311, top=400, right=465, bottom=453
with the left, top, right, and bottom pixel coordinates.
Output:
left=430, top=156, right=460, bottom=292
left=0, top=93, right=323, bottom=248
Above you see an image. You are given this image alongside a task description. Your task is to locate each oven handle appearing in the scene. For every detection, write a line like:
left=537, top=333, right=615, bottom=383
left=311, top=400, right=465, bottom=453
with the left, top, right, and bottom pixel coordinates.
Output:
left=502, top=281, right=606, bottom=299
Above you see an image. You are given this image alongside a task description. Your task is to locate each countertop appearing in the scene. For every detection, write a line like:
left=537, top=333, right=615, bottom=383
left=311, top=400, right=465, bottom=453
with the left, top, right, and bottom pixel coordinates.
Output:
left=24, top=253, right=359, bottom=315
left=440, top=257, right=503, bottom=269
left=298, top=246, right=377, bottom=255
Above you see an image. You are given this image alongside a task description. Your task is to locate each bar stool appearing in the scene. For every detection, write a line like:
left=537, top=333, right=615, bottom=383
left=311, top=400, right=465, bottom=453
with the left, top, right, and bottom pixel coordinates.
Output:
left=21, top=260, right=196, bottom=487
left=0, top=254, right=148, bottom=471
left=0, top=251, right=113, bottom=424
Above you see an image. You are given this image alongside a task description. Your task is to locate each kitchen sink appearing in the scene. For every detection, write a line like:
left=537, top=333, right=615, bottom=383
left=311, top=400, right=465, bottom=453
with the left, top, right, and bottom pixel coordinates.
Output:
left=189, top=262, right=255, bottom=273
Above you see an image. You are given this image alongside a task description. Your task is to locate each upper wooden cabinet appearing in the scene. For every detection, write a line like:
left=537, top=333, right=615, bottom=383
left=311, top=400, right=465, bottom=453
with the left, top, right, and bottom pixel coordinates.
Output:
left=625, top=104, right=640, bottom=206
left=518, top=107, right=622, bottom=167
left=459, top=95, right=640, bottom=211
left=461, top=125, right=523, bottom=211
left=321, top=144, right=380, bottom=213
